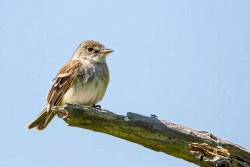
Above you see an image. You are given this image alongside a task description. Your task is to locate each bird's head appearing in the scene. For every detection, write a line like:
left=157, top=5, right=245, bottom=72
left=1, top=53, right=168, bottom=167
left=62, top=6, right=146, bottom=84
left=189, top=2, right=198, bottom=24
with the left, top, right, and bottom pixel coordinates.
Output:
left=72, top=40, right=113, bottom=62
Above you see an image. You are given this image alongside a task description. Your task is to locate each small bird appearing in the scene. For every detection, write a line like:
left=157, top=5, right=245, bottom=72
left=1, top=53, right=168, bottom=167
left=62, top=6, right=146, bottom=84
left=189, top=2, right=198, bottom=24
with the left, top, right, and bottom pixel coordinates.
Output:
left=26, top=40, right=113, bottom=130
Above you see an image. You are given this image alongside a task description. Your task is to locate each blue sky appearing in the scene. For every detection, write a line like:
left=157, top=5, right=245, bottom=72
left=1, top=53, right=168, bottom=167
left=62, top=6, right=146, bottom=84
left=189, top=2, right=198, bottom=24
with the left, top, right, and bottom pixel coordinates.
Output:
left=1, top=1, right=249, bottom=167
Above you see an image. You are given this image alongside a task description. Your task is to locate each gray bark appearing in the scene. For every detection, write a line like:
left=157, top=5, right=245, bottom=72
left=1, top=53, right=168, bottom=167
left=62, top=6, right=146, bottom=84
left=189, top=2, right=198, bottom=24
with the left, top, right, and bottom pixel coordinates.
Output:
left=53, top=104, right=250, bottom=167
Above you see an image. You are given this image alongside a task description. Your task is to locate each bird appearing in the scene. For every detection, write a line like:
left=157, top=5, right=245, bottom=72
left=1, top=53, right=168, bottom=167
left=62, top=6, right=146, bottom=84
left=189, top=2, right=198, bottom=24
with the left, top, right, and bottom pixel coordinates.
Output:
left=26, top=40, right=113, bottom=130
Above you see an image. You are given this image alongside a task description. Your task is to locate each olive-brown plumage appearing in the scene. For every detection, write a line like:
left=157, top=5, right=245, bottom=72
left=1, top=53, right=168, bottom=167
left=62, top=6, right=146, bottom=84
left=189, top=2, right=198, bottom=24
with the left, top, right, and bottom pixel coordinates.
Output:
left=26, top=40, right=113, bottom=130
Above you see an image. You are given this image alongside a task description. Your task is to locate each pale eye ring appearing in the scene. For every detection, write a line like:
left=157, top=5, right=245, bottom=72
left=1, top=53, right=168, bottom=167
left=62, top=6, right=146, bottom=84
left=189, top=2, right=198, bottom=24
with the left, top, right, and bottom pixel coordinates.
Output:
left=87, top=47, right=94, bottom=52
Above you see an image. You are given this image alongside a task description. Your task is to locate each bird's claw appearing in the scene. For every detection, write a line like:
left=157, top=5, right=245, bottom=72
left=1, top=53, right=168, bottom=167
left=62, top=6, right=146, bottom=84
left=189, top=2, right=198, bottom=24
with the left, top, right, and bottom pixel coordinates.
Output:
left=92, top=104, right=101, bottom=110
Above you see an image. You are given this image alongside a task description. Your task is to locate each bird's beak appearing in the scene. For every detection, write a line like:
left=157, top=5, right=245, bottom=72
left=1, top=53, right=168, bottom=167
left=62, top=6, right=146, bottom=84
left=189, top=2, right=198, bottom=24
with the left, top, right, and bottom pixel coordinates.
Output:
left=100, top=49, right=113, bottom=55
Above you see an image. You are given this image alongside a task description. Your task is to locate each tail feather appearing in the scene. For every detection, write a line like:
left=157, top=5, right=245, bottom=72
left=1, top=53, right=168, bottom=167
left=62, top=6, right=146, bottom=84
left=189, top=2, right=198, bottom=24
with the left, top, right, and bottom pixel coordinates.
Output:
left=26, top=109, right=56, bottom=130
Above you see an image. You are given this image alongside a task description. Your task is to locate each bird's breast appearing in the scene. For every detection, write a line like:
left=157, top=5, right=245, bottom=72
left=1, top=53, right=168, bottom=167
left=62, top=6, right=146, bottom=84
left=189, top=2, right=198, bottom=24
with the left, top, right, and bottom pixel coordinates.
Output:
left=61, top=62, right=109, bottom=106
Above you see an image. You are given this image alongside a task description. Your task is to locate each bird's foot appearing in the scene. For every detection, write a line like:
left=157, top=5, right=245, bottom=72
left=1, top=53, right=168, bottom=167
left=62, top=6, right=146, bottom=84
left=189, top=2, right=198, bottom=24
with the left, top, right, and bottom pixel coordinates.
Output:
left=92, top=104, right=101, bottom=110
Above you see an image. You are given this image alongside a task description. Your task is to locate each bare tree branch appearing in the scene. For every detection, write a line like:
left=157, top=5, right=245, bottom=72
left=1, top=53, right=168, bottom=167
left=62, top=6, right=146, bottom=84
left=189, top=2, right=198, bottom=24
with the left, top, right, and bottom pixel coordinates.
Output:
left=54, top=104, right=250, bottom=167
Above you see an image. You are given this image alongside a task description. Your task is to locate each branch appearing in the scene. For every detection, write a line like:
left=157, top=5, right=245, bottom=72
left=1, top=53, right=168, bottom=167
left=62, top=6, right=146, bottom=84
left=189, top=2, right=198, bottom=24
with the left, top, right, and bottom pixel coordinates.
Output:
left=54, top=104, right=250, bottom=167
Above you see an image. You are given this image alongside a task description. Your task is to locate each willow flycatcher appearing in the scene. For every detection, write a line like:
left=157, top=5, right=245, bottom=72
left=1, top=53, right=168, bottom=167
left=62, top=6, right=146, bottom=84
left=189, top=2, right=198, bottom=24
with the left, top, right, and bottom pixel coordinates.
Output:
left=26, top=40, right=113, bottom=130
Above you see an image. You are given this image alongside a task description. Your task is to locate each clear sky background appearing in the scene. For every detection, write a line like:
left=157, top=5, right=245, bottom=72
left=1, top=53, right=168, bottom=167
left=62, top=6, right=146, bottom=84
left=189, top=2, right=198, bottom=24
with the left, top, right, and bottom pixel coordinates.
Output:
left=1, top=1, right=249, bottom=167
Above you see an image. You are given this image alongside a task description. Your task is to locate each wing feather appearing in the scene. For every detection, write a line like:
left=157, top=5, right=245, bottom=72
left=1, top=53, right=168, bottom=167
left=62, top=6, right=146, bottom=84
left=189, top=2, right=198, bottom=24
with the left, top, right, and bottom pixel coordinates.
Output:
left=45, top=60, right=80, bottom=120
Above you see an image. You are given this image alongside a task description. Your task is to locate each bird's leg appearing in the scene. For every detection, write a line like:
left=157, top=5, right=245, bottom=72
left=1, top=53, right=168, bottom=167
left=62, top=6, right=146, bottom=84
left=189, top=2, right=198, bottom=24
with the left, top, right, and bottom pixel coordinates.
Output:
left=92, top=104, right=101, bottom=110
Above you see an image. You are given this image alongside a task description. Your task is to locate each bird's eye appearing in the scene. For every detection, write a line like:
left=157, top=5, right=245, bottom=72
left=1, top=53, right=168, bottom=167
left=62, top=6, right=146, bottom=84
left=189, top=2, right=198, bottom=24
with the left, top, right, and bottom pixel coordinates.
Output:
left=87, top=47, right=93, bottom=52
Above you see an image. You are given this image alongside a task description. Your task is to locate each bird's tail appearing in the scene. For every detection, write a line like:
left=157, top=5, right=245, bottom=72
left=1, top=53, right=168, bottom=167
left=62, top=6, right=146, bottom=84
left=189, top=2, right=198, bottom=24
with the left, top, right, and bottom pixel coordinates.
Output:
left=26, top=109, right=55, bottom=130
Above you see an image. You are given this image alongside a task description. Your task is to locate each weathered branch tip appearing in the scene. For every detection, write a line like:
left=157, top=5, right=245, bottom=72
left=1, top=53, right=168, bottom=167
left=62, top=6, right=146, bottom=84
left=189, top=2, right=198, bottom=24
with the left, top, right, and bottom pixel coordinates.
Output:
left=53, top=104, right=250, bottom=167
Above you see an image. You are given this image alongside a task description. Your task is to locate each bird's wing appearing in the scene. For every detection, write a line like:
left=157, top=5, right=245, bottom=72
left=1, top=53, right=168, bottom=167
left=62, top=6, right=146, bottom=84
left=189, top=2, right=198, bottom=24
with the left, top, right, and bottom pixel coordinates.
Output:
left=45, top=60, right=80, bottom=119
